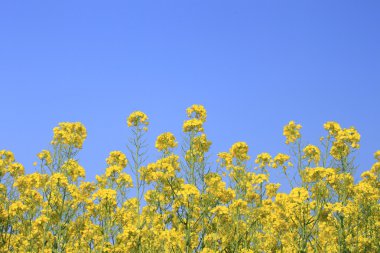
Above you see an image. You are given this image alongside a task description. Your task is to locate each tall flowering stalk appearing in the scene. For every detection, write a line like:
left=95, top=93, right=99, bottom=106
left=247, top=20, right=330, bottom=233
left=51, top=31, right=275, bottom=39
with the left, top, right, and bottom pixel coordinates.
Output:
left=126, top=111, right=149, bottom=212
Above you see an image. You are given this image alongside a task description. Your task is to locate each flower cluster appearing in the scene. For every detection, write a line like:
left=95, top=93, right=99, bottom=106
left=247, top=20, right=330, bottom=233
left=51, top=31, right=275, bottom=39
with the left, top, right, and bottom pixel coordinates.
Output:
left=155, top=132, right=177, bottom=153
left=183, top=104, right=207, bottom=133
left=37, top=150, right=53, bottom=165
left=272, top=153, right=292, bottom=171
left=127, top=111, right=149, bottom=128
left=106, top=151, right=128, bottom=168
left=230, top=142, right=250, bottom=161
left=283, top=120, right=302, bottom=144
left=51, top=122, right=87, bottom=149
left=303, top=144, right=321, bottom=164
left=0, top=106, right=379, bottom=253
left=329, top=126, right=361, bottom=160
left=186, top=104, right=207, bottom=122
left=255, top=152, right=272, bottom=168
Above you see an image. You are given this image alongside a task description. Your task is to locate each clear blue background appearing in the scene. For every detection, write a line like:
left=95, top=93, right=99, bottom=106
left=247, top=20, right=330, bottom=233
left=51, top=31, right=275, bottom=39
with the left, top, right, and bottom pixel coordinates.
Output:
left=1, top=1, right=379, bottom=190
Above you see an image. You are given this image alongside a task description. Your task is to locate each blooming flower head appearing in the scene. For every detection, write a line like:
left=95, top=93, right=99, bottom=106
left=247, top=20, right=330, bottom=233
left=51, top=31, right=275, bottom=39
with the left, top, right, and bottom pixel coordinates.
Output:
left=183, top=118, right=204, bottom=133
left=8, top=162, right=25, bottom=177
left=140, top=154, right=180, bottom=183
left=289, top=187, right=309, bottom=203
left=52, top=122, right=87, bottom=149
left=49, top=173, right=69, bottom=188
left=329, top=127, right=360, bottom=160
left=37, top=150, right=53, bottom=165
left=186, top=104, right=207, bottom=123
left=336, top=127, right=361, bottom=149
left=93, top=188, right=117, bottom=207
left=9, top=201, right=27, bottom=217
left=0, top=150, right=15, bottom=177
left=266, top=183, right=281, bottom=198
left=106, top=151, right=128, bottom=168
left=272, top=153, right=292, bottom=171
left=217, top=152, right=233, bottom=168
left=116, top=172, right=133, bottom=188
left=323, top=121, right=341, bottom=137
left=191, top=134, right=212, bottom=153
left=255, top=152, right=272, bottom=168
left=105, top=165, right=123, bottom=178
left=303, top=145, right=321, bottom=164
left=302, top=167, right=336, bottom=183
left=0, top=150, right=15, bottom=167
left=155, top=132, right=178, bottom=153
left=183, top=105, right=207, bottom=133
left=127, top=111, right=149, bottom=128
left=374, top=150, right=380, bottom=161
left=61, top=159, right=85, bottom=181
left=230, top=142, right=250, bottom=161
left=330, top=141, right=350, bottom=160
left=283, top=121, right=302, bottom=144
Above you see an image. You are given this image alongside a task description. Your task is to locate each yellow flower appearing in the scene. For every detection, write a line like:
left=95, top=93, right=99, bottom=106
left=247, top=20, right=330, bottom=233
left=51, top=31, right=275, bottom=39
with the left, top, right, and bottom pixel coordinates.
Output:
left=127, top=111, right=149, bottom=127
left=217, top=152, right=233, bottom=168
left=186, top=104, right=207, bottom=122
left=9, top=201, right=27, bottom=217
left=330, top=140, right=349, bottom=160
left=155, top=132, right=177, bottom=153
left=191, top=134, right=212, bottom=153
left=283, top=121, right=302, bottom=144
left=210, top=206, right=229, bottom=216
left=230, top=142, right=250, bottom=161
left=323, top=121, right=341, bottom=137
left=336, top=127, right=361, bottom=148
left=289, top=187, right=309, bottom=203
left=174, top=184, right=200, bottom=206
left=247, top=172, right=269, bottom=184
left=0, top=150, right=15, bottom=177
left=302, top=145, right=321, bottom=164
left=51, top=122, right=87, bottom=149
left=37, top=150, right=53, bottom=165
left=302, top=167, right=336, bottom=183
left=272, top=153, right=292, bottom=171
left=49, top=173, right=69, bottom=187
left=8, top=162, right=25, bottom=177
left=183, top=118, right=204, bottom=132
left=205, top=173, right=235, bottom=203
left=106, top=151, right=128, bottom=168
left=328, top=127, right=360, bottom=160
left=61, top=159, right=85, bottom=181
left=266, top=183, right=281, bottom=198
left=93, top=188, right=117, bottom=207
left=140, top=154, right=180, bottom=183
left=230, top=199, right=248, bottom=210
left=95, top=174, right=107, bottom=187
left=116, top=172, right=133, bottom=188
left=0, top=150, right=15, bottom=165
left=105, top=165, right=123, bottom=177
left=371, top=162, right=380, bottom=174
left=255, top=152, right=272, bottom=168
left=375, top=150, right=380, bottom=161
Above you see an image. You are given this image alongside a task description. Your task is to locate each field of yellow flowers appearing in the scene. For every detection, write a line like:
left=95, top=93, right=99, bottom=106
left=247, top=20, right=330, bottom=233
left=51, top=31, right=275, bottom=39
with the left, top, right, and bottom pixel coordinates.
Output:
left=1, top=105, right=379, bottom=252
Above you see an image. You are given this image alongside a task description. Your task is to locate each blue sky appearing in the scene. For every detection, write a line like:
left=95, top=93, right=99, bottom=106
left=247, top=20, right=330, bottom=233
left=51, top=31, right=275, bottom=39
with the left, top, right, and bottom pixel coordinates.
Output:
left=0, top=1, right=379, bottom=189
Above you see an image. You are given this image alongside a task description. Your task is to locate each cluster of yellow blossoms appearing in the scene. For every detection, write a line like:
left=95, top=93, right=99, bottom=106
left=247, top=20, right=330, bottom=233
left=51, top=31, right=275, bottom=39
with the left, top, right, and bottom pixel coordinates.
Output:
left=303, top=144, right=321, bottom=164
left=51, top=122, right=87, bottom=149
left=0, top=106, right=379, bottom=253
left=155, top=132, right=178, bottom=154
left=183, top=104, right=206, bottom=133
left=127, top=111, right=149, bottom=130
left=283, top=120, right=302, bottom=144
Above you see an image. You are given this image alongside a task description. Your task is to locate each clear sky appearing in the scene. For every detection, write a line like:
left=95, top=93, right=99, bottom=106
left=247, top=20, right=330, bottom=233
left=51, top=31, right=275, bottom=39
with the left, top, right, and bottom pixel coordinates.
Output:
left=1, top=1, right=379, bottom=190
